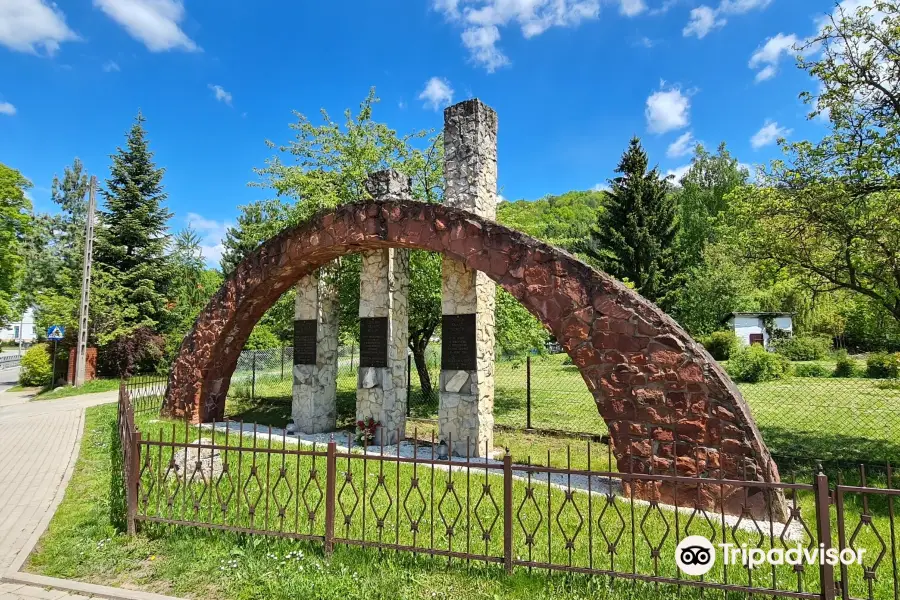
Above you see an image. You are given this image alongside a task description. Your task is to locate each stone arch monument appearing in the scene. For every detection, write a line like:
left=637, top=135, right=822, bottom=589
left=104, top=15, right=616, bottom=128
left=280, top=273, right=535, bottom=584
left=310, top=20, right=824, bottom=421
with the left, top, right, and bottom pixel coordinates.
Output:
left=164, top=99, right=786, bottom=520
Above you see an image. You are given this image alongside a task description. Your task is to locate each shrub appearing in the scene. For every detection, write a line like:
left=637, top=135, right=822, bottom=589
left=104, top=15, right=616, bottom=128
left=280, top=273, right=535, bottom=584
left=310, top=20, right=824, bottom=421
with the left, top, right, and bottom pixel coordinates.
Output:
left=770, top=335, right=831, bottom=361
left=726, top=345, right=790, bottom=383
left=701, top=330, right=740, bottom=361
left=19, top=343, right=52, bottom=386
left=833, top=350, right=857, bottom=378
left=97, top=326, right=166, bottom=377
left=244, top=324, right=281, bottom=350
left=793, top=362, right=830, bottom=378
left=866, top=352, right=899, bottom=379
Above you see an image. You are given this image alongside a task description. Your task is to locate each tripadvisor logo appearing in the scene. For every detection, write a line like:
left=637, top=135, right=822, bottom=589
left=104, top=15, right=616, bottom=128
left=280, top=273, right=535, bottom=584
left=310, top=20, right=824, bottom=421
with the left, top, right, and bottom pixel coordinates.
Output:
left=676, top=536, right=716, bottom=576
left=675, top=535, right=865, bottom=575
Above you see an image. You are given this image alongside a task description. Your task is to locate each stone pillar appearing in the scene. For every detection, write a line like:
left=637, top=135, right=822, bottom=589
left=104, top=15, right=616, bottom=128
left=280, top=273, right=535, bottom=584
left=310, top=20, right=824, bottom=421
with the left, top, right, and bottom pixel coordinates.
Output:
left=439, top=99, right=498, bottom=458
left=356, top=170, right=410, bottom=445
left=291, top=267, right=338, bottom=433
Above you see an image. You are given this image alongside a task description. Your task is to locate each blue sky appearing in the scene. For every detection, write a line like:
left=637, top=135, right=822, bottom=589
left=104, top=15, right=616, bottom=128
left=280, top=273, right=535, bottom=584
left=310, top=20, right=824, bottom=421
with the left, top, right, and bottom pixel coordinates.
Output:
left=1, top=0, right=846, bottom=265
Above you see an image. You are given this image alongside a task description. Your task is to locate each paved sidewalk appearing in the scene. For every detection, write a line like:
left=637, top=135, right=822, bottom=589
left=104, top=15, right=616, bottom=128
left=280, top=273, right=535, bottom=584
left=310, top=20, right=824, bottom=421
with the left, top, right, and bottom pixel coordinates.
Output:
left=0, top=369, right=181, bottom=600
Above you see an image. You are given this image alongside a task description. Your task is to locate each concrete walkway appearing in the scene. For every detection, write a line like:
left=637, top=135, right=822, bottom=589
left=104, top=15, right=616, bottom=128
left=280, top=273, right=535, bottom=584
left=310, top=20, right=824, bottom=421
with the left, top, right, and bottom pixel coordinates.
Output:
left=0, top=369, right=181, bottom=600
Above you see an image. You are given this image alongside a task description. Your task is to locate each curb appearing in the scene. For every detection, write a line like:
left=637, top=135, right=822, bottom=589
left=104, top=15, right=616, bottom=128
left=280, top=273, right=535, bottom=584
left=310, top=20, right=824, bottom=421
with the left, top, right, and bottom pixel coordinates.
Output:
left=1, top=572, right=184, bottom=600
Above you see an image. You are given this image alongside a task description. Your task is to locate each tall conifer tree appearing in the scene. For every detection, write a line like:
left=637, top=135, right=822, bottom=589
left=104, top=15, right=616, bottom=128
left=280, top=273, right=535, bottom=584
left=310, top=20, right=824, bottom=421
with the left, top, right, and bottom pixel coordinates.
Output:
left=95, top=112, right=173, bottom=334
left=587, top=137, right=679, bottom=306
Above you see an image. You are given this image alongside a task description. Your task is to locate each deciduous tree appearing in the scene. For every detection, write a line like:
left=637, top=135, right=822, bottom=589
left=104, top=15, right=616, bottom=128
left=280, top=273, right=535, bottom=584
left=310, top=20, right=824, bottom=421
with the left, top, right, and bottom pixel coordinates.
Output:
left=0, top=163, right=32, bottom=327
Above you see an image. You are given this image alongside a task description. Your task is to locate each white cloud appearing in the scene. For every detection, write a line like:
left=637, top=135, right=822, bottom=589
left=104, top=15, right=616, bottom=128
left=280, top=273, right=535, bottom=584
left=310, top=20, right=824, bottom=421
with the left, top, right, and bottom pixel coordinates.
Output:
left=750, top=120, right=792, bottom=149
left=103, top=60, right=120, bottom=72
left=94, top=0, right=199, bottom=52
left=461, top=25, right=509, bottom=71
left=186, top=213, right=230, bottom=266
left=208, top=84, right=233, bottom=106
left=667, top=131, right=695, bottom=158
left=649, top=0, right=682, bottom=15
left=749, top=32, right=798, bottom=82
left=683, top=6, right=725, bottom=38
left=645, top=82, right=691, bottom=134
left=754, top=64, right=777, bottom=82
left=434, top=0, right=599, bottom=72
left=0, top=0, right=79, bottom=55
left=592, top=183, right=610, bottom=192
left=0, top=102, right=16, bottom=116
left=619, top=0, right=647, bottom=17
left=418, top=77, right=454, bottom=111
left=666, top=164, right=692, bottom=184
left=718, top=0, right=771, bottom=13
left=683, top=0, right=771, bottom=39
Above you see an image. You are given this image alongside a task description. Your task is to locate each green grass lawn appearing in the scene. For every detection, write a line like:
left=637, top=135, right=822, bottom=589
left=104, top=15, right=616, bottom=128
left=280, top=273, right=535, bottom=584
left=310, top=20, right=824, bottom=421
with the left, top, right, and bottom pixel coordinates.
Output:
left=4, top=378, right=120, bottom=400
left=5, top=384, right=37, bottom=393
left=25, top=404, right=899, bottom=600
left=32, top=378, right=121, bottom=401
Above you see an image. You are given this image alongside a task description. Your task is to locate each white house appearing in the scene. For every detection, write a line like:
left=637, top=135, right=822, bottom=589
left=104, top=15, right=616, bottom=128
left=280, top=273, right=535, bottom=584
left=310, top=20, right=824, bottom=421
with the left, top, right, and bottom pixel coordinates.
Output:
left=723, top=312, right=793, bottom=347
left=0, top=307, right=37, bottom=344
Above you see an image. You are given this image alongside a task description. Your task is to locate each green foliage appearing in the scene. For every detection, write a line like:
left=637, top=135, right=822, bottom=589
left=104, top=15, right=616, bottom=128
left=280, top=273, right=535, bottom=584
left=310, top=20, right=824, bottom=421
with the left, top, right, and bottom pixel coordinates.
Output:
left=220, top=198, right=295, bottom=275
left=700, top=330, right=740, bottom=361
left=19, top=343, right=52, bottom=386
left=94, top=112, right=173, bottom=341
left=244, top=324, right=281, bottom=350
left=866, top=352, right=900, bottom=379
left=497, top=190, right=603, bottom=254
left=793, top=363, right=831, bottom=378
left=586, top=137, right=680, bottom=306
left=166, top=228, right=223, bottom=356
left=729, top=1, right=900, bottom=329
left=673, top=243, right=760, bottom=336
left=495, top=288, right=549, bottom=358
left=242, top=90, right=445, bottom=396
left=0, top=163, right=33, bottom=327
left=770, top=335, right=831, bottom=361
left=726, top=345, right=790, bottom=383
left=833, top=350, right=858, bottom=377
left=674, top=143, right=748, bottom=268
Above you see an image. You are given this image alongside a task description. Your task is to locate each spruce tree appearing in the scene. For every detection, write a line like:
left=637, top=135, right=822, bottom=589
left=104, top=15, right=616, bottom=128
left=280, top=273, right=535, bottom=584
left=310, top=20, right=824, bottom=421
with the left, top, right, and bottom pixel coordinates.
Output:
left=95, top=112, right=173, bottom=336
left=587, top=137, right=679, bottom=306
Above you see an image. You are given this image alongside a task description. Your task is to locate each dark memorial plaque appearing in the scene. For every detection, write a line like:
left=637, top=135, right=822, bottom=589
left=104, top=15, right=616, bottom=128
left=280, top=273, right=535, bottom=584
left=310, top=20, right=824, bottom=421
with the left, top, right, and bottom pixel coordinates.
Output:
left=441, top=313, right=477, bottom=371
left=359, top=317, right=389, bottom=368
left=293, top=319, right=317, bottom=365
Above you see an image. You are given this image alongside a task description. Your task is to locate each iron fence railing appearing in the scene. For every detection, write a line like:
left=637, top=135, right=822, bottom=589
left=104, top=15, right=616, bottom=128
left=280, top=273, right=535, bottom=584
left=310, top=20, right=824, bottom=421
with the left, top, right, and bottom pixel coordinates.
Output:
left=125, top=374, right=168, bottom=415
left=0, top=353, right=21, bottom=370
left=118, top=386, right=900, bottom=599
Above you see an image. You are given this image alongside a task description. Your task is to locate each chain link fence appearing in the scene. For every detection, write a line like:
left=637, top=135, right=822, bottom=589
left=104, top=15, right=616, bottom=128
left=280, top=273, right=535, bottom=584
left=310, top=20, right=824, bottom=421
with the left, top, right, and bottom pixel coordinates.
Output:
left=228, top=346, right=900, bottom=465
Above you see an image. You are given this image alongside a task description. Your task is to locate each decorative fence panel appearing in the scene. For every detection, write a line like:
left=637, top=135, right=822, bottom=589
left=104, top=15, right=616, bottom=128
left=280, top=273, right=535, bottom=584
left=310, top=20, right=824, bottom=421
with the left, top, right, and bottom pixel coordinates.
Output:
left=118, top=384, right=900, bottom=600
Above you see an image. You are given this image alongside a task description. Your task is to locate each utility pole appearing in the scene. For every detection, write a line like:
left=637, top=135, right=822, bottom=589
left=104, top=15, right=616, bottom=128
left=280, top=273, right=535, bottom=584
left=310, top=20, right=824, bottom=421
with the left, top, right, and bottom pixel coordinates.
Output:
left=74, top=176, right=97, bottom=386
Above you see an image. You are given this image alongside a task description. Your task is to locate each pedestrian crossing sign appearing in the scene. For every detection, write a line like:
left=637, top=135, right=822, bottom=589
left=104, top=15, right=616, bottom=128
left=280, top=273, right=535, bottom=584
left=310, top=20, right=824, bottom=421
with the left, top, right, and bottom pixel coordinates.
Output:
left=47, top=325, right=65, bottom=341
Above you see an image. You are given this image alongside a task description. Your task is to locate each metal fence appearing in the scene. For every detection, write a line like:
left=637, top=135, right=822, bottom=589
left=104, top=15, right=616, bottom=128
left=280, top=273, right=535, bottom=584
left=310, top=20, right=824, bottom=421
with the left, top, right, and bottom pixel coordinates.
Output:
left=117, top=386, right=899, bottom=600
left=0, top=354, right=20, bottom=370
left=228, top=347, right=900, bottom=466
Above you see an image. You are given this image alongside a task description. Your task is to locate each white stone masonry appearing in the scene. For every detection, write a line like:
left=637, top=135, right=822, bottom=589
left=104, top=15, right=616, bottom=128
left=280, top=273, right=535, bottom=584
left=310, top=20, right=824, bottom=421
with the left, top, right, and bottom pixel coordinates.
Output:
left=439, top=99, right=498, bottom=457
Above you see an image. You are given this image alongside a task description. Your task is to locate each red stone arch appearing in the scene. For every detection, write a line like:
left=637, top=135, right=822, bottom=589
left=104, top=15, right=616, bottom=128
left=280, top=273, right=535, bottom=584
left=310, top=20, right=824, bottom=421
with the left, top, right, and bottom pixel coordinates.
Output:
left=165, top=200, right=786, bottom=519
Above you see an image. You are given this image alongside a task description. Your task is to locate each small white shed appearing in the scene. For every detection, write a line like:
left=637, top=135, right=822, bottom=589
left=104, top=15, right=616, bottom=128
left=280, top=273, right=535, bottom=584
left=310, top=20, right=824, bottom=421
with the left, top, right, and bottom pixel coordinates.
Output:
left=723, top=312, right=793, bottom=347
